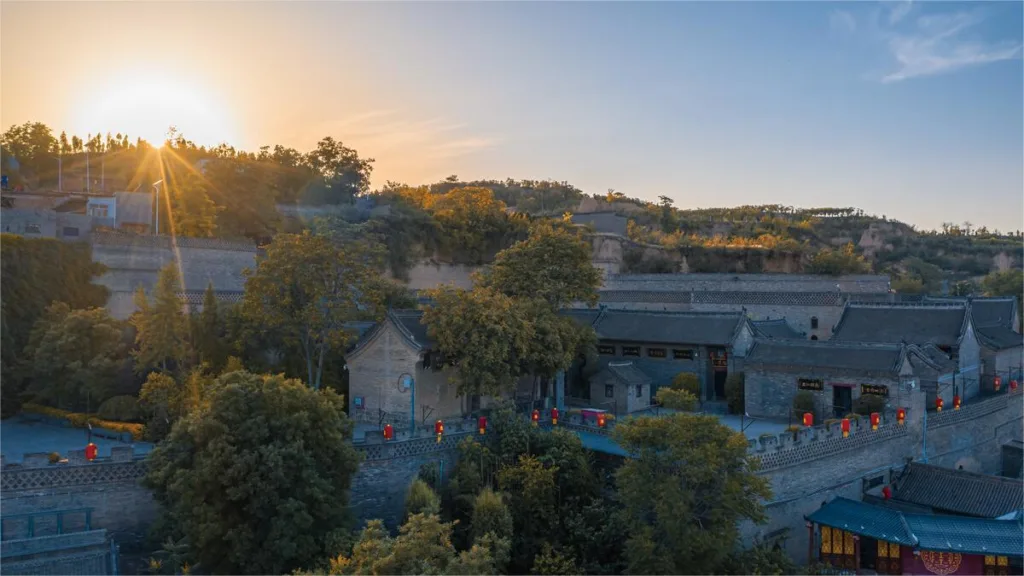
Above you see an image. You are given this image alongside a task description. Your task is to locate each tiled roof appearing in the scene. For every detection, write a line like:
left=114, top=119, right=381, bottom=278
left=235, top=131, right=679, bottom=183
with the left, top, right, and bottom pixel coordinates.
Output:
left=594, top=362, right=653, bottom=387
left=752, top=319, right=805, bottom=339
left=746, top=339, right=905, bottom=373
left=807, top=497, right=915, bottom=546
left=831, top=304, right=967, bottom=347
left=906, top=514, right=1023, bottom=557
left=808, top=497, right=1024, bottom=557
left=390, top=309, right=434, bottom=350
left=970, top=298, right=1018, bottom=328
left=975, top=324, right=1023, bottom=351
left=893, top=463, right=1024, bottom=518
left=559, top=308, right=603, bottom=327
left=593, top=309, right=745, bottom=346
left=916, top=344, right=957, bottom=373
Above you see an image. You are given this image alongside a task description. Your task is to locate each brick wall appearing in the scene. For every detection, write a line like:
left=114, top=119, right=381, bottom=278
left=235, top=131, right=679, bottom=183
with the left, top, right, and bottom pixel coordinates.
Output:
left=745, top=368, right=902, bottom=420
left=347, top=322, right=464, bottom=428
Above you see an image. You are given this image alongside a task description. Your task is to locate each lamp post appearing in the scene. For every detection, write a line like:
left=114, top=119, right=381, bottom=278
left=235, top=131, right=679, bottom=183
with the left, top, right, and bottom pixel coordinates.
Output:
left=152, top=180, right=163, bottom=235
left=52, top=155, right=62, bottom=192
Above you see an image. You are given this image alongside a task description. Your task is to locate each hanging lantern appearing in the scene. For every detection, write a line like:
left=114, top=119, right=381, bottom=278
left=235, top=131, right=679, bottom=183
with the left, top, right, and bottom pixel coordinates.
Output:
left=882, top=486, right=892, bottom=500
left=435, top=419, right=444, bottom=443
left=551, top=407, right=559, bottom=426
left=870, top=412, right=880, bottom=431
left=953, top=395, right=961, bottom=410
left=383, top=424, right=394, bottom=441
left=1011, top=380, right=1019, bottom=391
left=478, top=416, right=487, bottom=436
left=936, top=397, right=944, bottom=412
left=841, top=418, right=850, bottom=438
left=597, top=412, right=607, bottom=428
left=531, top=409, right=540, bottom=426
left=994, top=376, right=1002, bottom=392
left=896, top=408, right=906, bottom=425
left=85, top=443, right=97, bottom=462
left=802, top=412, right=813, bottom=427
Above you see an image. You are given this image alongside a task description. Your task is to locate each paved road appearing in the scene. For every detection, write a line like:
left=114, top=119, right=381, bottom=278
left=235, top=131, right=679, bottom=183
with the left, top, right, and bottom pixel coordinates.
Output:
left=0, top=415, right=153, bottom=462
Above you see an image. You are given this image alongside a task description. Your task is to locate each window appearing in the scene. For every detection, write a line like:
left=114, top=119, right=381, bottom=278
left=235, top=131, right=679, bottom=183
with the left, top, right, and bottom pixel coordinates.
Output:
left=88, top=205, right=109, bottom=218
left=622, top=346, right=641, bottom=357
left=810, top=335, right=818, bottom=341
left=636, top=385, right=643, bottom=398
left=647, top=347, right=666, bottom=358
left=673, top=349, right=695, bottom=360
left=605, top=384, right=614, bottom=398
left=25, top=223, right=40, bottom=234
left=598, top=345, right=616, bottom=355
left=811, top=316, right=819, bottom=329
left=62, top=226, right=79, bottom=237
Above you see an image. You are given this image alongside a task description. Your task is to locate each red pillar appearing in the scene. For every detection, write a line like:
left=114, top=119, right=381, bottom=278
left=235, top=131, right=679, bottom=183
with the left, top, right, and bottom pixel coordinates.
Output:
left=806, top=521, right=814, bottom=566
left=853, top=535, right=860, bottom=575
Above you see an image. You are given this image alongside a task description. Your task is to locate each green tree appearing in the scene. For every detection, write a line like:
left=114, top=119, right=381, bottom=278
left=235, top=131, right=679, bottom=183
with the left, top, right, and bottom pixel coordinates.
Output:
left=471, top=488, right=513, bottom=550
left=806, top=243, right=870, bottom=276
left=169, top=174, right=220, bottom=237
left=145, top=371, right=361, bottom=575
left=405, top=478, right=441, bottom=521
left=497, top=455, right=560, bottom=572
left=614, top=413, right=771, bottom=574
left=192, top=283, right=227, bottom=370
left=481, top=220, right=602, bottom=309
left=302, top=136, right=374, bottom=204
left=532, top=543, right=581, bottom=575
left=23, top=303, right=126, bottom=411
left=655, top=387, right=698, bottom=411
left=241, top=232, right=384, bottom=389
left=132, top=264, right=190, bottom=372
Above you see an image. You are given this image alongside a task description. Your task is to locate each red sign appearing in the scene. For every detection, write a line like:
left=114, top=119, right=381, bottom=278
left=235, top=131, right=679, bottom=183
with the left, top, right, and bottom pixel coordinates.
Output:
left=902, top=550, right=983, bottom=576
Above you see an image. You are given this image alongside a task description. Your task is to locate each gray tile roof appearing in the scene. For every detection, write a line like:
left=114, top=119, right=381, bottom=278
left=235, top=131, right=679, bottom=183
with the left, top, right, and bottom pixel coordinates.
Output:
left=924, top=296, right=1019, bottom=329
left=975, top=323, right=1023, bottom=351
left=693, top=291, right=844, bottom=306
left=593, top=361, right=653, bottom=387
left=752, top=319, right=805, bottom=339
left=559, top=307, right=603, bottom=327
left=570, top=212, right=628, bottom=236
left=390, top=309, right=434, bottom=350
left=599, top=290, right=691, bottom=303
left=808, top=497, right=1024, bottom=557
left=893, top=463, right=1024, bottom=518
left=746, top=339, right=906, bottom=373
left=593, top=309, right=745, bottom=346
left=831, top=304, right=967, bottom=348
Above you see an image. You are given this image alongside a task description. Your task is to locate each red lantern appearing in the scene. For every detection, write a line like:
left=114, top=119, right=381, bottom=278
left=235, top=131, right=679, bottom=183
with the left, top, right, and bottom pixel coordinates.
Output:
left=551, top=407, right=559, bottom=426
left=870, top=412, right=880, bottom=431
left=994, top=376, right=1002, bottom=392
left=85, top=443, right=97, bottom=462
left=478, top=416, right=487, bottom=436
left=882, top=486, right=892, bottom=500
left=802, top=412, right=813, bottom=427
left=841, top=418, right=850, bottom=438
left=936, top=397, right=944, bottom=412
left=597, top=412, right=607, bottom=428
left=896, top=408, right=906, bottom=425
left=383, top=424, right=394, bottom=441
left=435, top=419, right=444, bottom=443
left=531, top=409, right=540, bottom=426
left=953, top=395, right=961, bottom=410
left=1011, top=380, right=1019, bottom=391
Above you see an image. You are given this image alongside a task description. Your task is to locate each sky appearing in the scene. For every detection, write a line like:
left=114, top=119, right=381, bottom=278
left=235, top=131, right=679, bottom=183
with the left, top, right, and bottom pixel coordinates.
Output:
left=2, top=1, right=1022, bottom=232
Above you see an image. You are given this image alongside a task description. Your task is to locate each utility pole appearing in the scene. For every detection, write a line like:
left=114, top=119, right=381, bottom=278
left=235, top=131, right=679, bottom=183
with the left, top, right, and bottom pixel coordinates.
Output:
left=86, top=134, right=90, bottom=194
left=52, top=155, right=62, bottom=193
left=152, top=180, right=163, bottom=235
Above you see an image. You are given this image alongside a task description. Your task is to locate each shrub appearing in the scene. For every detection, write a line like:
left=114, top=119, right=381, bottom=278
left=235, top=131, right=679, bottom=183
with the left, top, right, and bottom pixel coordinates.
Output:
left=854, top=393, right=886, bottom=416
left=671, top=373, right=701, bottom=397
left=404, top=478, right=440, bottom=521
left=725, top=373, right=745, bottom=414
left=793, top=390, right=816, bottom=418
left=98, top=395, right=142, bottom=422
left=785, top=425, right=801, bottom=433
left=655, top=388, right=697, bottom=411
left=48, top=452, right=61, bottom=464
left=22, top=403, right=144, bottom=440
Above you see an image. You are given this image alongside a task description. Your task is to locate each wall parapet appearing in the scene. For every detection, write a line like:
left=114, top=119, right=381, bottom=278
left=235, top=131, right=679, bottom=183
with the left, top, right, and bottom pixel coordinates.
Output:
left=1, top=459, right=147, bottom=493
left=927, top=387, right=1021, bottom=430
left=750, top=416, right=908, bottom=472
left=91, top=231, right=257, bottom=252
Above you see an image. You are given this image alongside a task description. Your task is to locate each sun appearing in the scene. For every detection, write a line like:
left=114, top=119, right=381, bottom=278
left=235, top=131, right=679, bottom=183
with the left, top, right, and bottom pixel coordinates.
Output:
left=71, top=71, right=238, bottom=148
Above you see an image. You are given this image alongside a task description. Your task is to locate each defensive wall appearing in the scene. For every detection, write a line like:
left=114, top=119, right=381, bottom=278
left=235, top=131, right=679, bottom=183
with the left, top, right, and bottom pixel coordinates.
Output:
left=3, top=392, right=1017, bottom=566
left=88, top=232, right=257, bottom=319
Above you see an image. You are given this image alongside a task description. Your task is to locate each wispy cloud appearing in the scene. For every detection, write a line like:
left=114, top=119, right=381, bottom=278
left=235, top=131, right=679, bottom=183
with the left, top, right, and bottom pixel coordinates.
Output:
left=310, top=111, right=498, bottom=158
left=829, top=10, right=857, bottom=34
left=881, top=10, right=1022, bottom=83
left=886, top=0, right=913, bottom=25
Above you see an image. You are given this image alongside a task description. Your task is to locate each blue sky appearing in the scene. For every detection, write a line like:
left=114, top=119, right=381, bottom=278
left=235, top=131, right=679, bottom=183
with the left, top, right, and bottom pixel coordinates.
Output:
left=3, top=1, right=1022, bottom=231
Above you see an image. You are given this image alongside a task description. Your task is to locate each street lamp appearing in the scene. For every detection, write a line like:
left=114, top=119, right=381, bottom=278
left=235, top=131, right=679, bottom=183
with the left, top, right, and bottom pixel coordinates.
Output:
left=52, top=155, right=62, bottom=193
left=152, top=180, right=163, bottom=235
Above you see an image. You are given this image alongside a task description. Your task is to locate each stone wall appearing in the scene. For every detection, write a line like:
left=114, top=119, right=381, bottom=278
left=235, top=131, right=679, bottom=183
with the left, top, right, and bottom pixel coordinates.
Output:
left=745, top=368, right=903, bottom=420
left=743, top=386, right=1023, bottom=562
left=0, top=447, right=156, bottom=543
left=89, top=233, right=257, bottom=319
